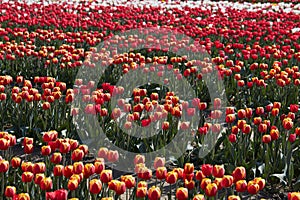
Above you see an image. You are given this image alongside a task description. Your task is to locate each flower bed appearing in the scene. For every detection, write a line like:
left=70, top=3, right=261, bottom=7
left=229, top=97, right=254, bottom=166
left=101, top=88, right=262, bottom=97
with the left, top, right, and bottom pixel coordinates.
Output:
left=0, top=0, right=300, bottom=199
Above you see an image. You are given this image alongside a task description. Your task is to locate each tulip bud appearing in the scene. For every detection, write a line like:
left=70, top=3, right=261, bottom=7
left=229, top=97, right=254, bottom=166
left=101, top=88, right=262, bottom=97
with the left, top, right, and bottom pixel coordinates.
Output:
left=176, top=187, right=188, bottom=200
left=94, top=161, right=105, bottom=174
left=73, top=162, right=84, bottom=174
left=83, top=163, right=95, bottom=178
left=11, top=157, right=21, bottom=168
left=184, top=163, right=194, bottom=174
left=41, top=145, right=51, bottom=156
left=184, top=179, right=195, bottom=190
left=228, top=195, right=241, bottom=200
left=22, top=171, right=34, bottom=182
left=68, top=179, right=79, bottom=191
left=201, top=164, right=213, bottom=177
left=50, top=152, right=62, bottom=164
left=166, top=171, right=178, bottom=184
left=205, top=183, right=218, bottom=197
left=247, top=180, right=260, bottom=194
left=200, top=178, right=211, bottom=190
left=134, top=154, right=145, bottom=165
left=221, top=175, right=233, bottom=188
left=63, top=165, right=73, bottom=178
left=100, top=170, right=112, bottom=183
left=195, top=170, right=206, bottom=181
left=253, top=177, right=265, bottom=190
left=14, top=193, right=30, bottom=200
left=232, top=167, right=246, bottom=182
left=0, top=160, right=9, bottom=173
left=136, top=187, right=147, bottom=198
left=156, top=167, right=167, bottom=180
left=288, top=192, right=300, bottom=200
left=107, top=150, right=119, bottom=163
left=53, top=165, right=64, bottom=177
left=212, top=165, right=225, bottom=178
left=193, top=194, right=205, bottom=200
left=153, top=157, right=165, bottom=169
left=89, top=179, right=102, bottom=194
left=40, top=177, right=53, bottom=191
left=97, top=147, right=108, bottom=160
left=5, top=186, right=16, bottom=198
left=235, top=180, right=247, bottom=192
left=148, top=186, right=161, bottom=200
left=33, top=162, right=46, bottom=174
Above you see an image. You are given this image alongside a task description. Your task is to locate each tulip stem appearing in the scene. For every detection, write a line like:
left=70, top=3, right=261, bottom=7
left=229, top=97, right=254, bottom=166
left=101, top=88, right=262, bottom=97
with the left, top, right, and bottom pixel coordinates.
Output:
left=93, top=194, right=97, bottom=200
left=168, top=184, right=172, bottom=200
left=1, top=173, right=4, bottom=199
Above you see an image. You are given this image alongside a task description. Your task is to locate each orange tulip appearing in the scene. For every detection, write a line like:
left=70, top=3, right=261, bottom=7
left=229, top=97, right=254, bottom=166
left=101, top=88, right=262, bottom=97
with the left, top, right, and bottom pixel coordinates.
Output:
left=184, top=163, right=194, bottom=174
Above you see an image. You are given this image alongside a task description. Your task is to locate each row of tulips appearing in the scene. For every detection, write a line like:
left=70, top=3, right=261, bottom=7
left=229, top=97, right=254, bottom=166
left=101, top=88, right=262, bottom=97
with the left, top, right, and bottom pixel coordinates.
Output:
left=1, top=130, right=299, bottom=199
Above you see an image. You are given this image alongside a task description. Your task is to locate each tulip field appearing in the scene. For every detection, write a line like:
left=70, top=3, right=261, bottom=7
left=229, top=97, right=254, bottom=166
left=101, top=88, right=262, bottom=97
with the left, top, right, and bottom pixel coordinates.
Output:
left=0, top=0, right=300, bottom=199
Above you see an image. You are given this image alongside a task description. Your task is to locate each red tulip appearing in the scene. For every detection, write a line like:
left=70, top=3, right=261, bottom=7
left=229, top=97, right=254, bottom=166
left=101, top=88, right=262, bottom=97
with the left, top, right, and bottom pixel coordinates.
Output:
left=176, top=187, right=188, bottom=200
left=89, top=179, right=102, bottom=194
left=148, top=186, right=161, bottom=200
